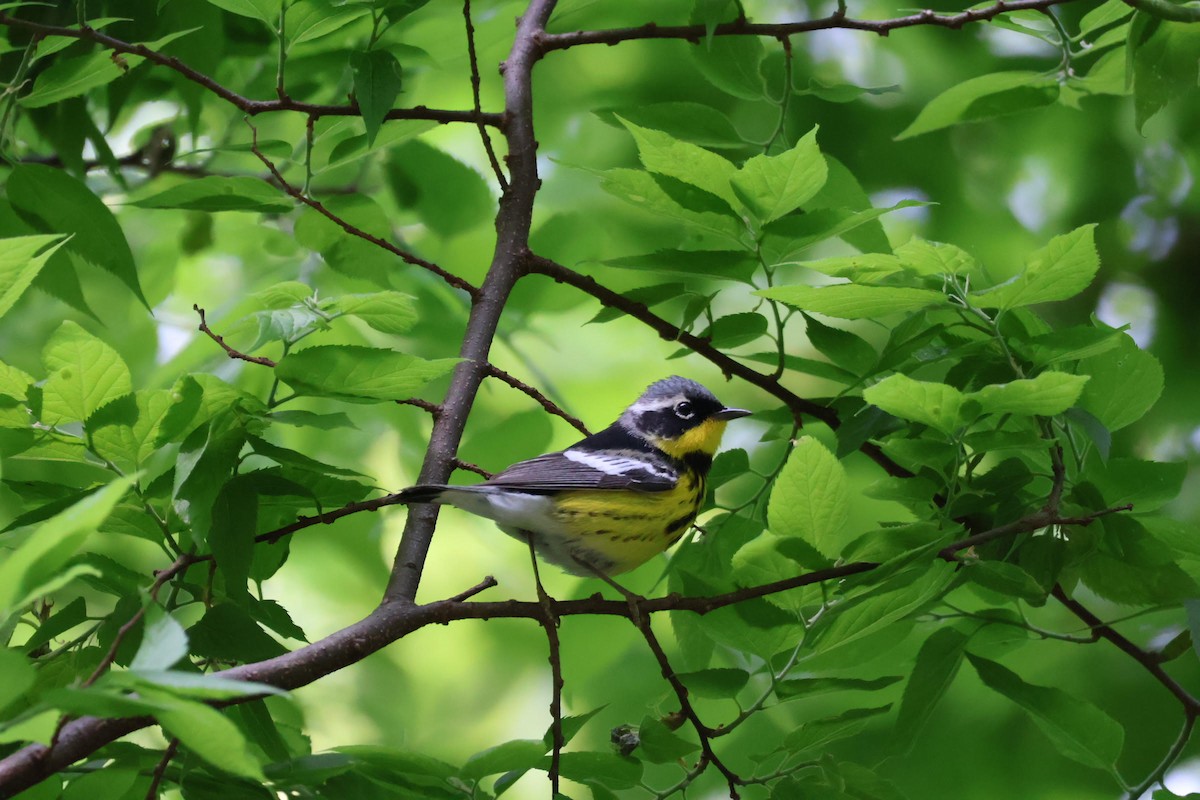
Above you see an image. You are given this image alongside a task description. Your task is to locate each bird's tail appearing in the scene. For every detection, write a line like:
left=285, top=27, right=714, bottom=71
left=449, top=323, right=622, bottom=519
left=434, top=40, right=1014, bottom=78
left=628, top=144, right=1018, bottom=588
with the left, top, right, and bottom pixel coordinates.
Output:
left=395, top=484, right=450, bottom=505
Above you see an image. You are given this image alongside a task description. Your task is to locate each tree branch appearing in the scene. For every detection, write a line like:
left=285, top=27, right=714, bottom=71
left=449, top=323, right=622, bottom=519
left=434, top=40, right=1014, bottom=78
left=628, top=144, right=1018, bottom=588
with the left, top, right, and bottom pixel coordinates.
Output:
left=0, top=14, right=501, bottom=127
left=0, top=562, right=871, bottom=797
left=524, top=255, right=910, bottom=478
left=193, top=305, right=278, bottom=368
left=485, top=363, right=590, bottom=436
left=382, top=0, right=559, bottom=604
left=248, top=127, right=478, bottom=296
left=537, top=0, right=1080, bottom=52
left=1051, top=584, right=1200, bottom=715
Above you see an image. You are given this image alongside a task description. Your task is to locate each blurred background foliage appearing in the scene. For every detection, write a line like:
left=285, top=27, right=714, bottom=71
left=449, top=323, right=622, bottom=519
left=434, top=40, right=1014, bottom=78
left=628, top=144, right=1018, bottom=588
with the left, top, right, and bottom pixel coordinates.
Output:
left=0, top=0, right=1197, bottom=797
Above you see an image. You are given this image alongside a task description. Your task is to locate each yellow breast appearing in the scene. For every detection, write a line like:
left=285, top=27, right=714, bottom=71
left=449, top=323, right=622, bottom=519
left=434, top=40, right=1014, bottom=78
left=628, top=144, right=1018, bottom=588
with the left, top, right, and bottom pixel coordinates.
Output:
left=549, top=469, right=706, bottom=575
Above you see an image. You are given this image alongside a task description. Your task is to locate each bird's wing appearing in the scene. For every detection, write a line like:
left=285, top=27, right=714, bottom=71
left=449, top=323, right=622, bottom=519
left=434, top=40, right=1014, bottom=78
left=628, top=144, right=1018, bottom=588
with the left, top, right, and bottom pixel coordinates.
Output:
left=481, top=448, right=678, bottom=493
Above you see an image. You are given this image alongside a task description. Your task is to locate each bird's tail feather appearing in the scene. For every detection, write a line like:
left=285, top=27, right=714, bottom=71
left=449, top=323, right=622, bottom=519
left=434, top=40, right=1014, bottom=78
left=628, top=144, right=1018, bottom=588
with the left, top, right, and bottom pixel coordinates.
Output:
left=396, top=484, right=449, bottom=505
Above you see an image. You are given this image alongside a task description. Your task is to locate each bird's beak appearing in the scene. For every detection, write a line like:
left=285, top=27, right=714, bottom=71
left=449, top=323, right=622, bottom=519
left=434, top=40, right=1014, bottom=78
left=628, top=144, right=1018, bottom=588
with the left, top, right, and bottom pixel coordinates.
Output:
left=713, top=407, right=751, bottom=421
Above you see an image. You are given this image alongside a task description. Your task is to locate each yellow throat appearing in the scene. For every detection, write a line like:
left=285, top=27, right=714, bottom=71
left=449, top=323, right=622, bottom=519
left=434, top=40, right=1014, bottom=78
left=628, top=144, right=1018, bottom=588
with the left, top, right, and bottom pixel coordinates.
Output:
left=650, top=418, right=729, bottom=461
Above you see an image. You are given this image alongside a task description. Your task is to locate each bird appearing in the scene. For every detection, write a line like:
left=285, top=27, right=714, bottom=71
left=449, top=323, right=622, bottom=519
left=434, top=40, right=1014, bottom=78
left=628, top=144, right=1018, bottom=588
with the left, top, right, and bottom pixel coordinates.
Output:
left=399, top=376, right=750, bottom=576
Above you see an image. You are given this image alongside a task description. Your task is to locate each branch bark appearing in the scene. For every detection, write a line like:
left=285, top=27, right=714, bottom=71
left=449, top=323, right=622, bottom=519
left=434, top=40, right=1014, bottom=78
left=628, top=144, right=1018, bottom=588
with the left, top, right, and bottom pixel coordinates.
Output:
left=383, top=0, right=558, bottom=603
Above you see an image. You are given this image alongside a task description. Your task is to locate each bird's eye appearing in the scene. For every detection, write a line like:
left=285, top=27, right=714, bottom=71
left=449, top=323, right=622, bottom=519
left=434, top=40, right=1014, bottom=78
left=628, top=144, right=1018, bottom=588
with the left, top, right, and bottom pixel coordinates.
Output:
left=674, top=401, right=695, bottom=419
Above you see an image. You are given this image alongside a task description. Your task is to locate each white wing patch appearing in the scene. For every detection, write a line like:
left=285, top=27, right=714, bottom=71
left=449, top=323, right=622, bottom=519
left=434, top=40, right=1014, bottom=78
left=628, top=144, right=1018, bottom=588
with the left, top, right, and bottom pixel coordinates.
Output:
left=563, top=449, right=675, bottom=480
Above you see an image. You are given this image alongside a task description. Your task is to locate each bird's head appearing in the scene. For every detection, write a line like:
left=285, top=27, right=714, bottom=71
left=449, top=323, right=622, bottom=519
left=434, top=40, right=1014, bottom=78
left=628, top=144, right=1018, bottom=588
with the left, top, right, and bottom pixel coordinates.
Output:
left=620, top=376, right=750, bottom=462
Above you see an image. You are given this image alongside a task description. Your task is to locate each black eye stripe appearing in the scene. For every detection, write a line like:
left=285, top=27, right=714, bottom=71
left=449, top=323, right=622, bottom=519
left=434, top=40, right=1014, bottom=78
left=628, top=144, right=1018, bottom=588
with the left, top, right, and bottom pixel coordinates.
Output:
left=674, top=401, right=695, bottom=419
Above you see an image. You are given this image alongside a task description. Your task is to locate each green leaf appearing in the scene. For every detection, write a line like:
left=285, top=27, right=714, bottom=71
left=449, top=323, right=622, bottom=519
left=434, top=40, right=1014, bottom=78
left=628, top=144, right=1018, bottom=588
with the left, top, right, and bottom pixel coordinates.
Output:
left=965, top=561, right=1049, bottom=603
left=782, top=705, right=892, bottom=753
left=187, top=604, right=288, bottom=663
left=758, top=284, right=946, bottom=320
left=618, top=117, right=739, bottom=209
left=807, top=561, right=955, bottom=656
left=7, top=164, right=147, bottom=307
left=1086, top=458, right=1187, bottom=512
left=549, top=751, right=643, bottom=789
left=0, top=476, right=134, bottom=618
left=0, top=647, right=35, bottom=713
left=0, top=359, right=33, bottom=401
left=792, top=253, right=904, bottom=281
left=691, top=35, right=765, bottom=99
left=129, top=604, right=188, bottom=672
left=797, top=78, right=900, bottom=103
left=636, top=716, right=699, bottom=763
left=210, top=477, right=258, bottom=600
left=588, top=283, right=688, bottom=324
left=731, top=127, right=827, bottom=224
left=863, top=374, right=966, bottom=434
left=328, top=291, right=418, bottom=334
left=967, top=654, right=1125, bottom=773
left=386, top=140, right=494, bottom=237
left=896, top=71, right=1059, bottom=139
left=543, top=706, right=605, bottom=750
left=40, top=321, right=133, bottom=425
left=1077, top=335, right=1163, bottom=430
left=147, top=689, right=266, bottom=780
left=203, top=0, right=278, bottom=23
left=0, top=234, right=68, bottom=319
left=461, top=739, right=547, bottom=779
left=970, top=372, right=1090, bottom=417
left=131, top=176, right=293, bottom=213
left=895, top=238, right=976, bottom=276
left=802, top=313, right=877, bottom=376
left=89, top=389, right=177, bottom=471
left=60, top=768, right=138, bottom=800
left=287, top=0, right=371, bottom=45
left=677, top=668, right=750, bottom=698
left=351, top=49, right=404, bottom=147
left=269, top=409, right=357, bottom=430
left=599, top=102, right=742, bottom=148
left=1021, top=326, right=1123, bottom=367
left=275, top=346, right=459, bottom=402
left=971, top=225, right=1100, bottom=310
left=774, top=675, right=902, bottom=700
left=693, top=312, right=768, bottom=350
left=114, top=669, right=285, bottom=700
left=1132, top=20, right=1200, bottom=130
left=767, top=437, right=849, bottom=557
left=598, top=168, right=744, bottom=243
left=599, top=250, right=758, bottom=283
left=20, top=51, right=145, bottom=108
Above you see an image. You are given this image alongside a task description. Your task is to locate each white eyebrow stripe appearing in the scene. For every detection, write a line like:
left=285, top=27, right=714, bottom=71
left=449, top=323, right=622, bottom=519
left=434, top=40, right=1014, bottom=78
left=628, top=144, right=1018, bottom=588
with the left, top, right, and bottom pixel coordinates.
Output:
left=564, top=449, right=675, bottom=480
left=628, top=394, right=687, bottom=413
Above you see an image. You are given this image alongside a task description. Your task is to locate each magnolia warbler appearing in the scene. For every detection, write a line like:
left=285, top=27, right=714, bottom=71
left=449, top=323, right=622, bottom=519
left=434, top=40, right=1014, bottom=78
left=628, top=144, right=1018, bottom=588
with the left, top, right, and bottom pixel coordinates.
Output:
left=400, top=377, right=750, bottom=575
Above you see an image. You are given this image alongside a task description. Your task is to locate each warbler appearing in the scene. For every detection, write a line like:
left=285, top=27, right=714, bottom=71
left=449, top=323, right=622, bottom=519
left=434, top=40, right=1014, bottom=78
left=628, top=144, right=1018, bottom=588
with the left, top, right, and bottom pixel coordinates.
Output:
left=400, top=377, right=750, bottom=575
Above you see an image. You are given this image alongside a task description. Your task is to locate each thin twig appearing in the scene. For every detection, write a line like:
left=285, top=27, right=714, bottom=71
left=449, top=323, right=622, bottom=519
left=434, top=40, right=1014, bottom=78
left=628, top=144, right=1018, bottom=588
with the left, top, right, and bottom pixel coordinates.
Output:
left=463, top=0, right=509, bottom=190
left=397, top=398, right=442, bottom=416
left=1125, top=714, right=1198, bottom=799
left=937, top=503, right=1133, bottom=560
left=485, top=364, right=590, bottom=435
left=81, top=554, right=197, bottom=688
left=145, top=739, right=179, bottom=800
left=584, top=564, right=742, bottom=798
left=453, top=458, right=493, bottom=478
left=246, top=123, right=479, bottom=296
left=527, top=536, right=563, bottom=797
left=448, top=576, right=499, bottom=602
left=1051, top=585, right=1200, bottom=715
left=193, top=305, right=278, bottom=367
